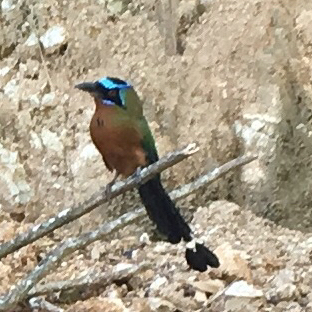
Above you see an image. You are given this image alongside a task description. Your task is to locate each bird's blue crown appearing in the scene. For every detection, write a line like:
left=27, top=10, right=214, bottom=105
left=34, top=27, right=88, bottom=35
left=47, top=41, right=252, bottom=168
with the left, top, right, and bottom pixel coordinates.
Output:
left=98, top=77, right=131, bottom=90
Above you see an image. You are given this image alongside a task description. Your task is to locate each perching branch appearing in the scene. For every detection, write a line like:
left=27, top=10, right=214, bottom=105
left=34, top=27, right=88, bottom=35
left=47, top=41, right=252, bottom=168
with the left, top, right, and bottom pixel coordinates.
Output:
left=29, top=262, right=149, bottom=297
left=28, top=297, right=64, bottom=312
left=0, top=153, right=256, bottom=311
left=0, top=143, right=199, bottom=261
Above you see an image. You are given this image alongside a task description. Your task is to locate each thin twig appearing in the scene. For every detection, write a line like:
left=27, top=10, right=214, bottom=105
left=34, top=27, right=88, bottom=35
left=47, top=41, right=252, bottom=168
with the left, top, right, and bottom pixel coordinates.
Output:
left=0, top=211, right=149, bottom=310
left=29, top=7, right=54, bottom=91
left=0, top=143, right=199, bottom=260
left=170, top=154, right=257, bottom=200
left=0, top=153, right=256, bottom=311
left=29, top=262, right=149, bottom=296
left=29, top=296, right=64, bottom=312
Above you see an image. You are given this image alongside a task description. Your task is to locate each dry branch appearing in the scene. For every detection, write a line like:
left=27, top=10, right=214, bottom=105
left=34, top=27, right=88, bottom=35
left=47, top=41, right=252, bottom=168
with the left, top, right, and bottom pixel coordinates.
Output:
left=0, top=153, right=256, bottom=311
left=29, top=262, right=149, bottom=296
left=29, top=296, right=64, bottom=312
left=0, top=143, right=199, bottom=260
left=0, top=210, right=149, bottom=310
left=170, top=154, right=257, bottom=200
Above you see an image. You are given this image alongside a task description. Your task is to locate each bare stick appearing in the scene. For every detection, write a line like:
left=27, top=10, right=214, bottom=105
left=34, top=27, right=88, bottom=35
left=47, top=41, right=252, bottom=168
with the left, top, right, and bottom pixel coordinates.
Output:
left=29, top=297, right=64, bottom=312
left=170, top=154, right=257, bottom=200
left=0, top=153, right=256, bottom=311
left=0, top=143, right=199, bottom=260
left=29, top=262, right=149, bottom=296
left=0, top=210, right=150, bottom=310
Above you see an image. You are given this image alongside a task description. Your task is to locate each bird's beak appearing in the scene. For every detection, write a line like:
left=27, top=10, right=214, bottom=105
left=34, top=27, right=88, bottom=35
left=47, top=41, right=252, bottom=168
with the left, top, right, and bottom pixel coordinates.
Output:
left=75, top=82, right=97, bottom=93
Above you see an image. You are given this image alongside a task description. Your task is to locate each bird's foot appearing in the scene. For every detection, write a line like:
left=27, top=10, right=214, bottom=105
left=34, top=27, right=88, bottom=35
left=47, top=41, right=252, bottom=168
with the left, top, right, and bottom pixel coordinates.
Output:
left=104, top=181, right=114, bottom=198
left=104, top=172, right=119, bottom=199
left=131, top=167, right=143, bottom=186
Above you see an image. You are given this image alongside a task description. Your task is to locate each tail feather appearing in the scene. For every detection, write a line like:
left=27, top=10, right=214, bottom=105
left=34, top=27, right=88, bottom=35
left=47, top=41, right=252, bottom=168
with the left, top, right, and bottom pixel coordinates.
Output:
left=185, top=241, right=220, bottom=272
left=138, top=175, right=191, bottom=243
left=138, top=176, right=220, bottom=271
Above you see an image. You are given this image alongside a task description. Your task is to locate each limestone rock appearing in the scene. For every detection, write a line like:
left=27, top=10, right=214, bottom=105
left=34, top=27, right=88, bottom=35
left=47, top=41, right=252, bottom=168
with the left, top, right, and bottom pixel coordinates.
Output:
left=214, top=242, right=253, bottom=282
left=225, top=280, right=263, bottom=298
left=150, top=275, right=168, bottom=292
left=0, top=143, right=33, bottom=207
left=106, top=0, right=131, bottom=15
left=1, top=0, right=15, bottom=12
left=40, top=128, right=64, bottom=154
left=191, top=279, right=225, bottom=295
left=40, top=25, right=67, bottom=51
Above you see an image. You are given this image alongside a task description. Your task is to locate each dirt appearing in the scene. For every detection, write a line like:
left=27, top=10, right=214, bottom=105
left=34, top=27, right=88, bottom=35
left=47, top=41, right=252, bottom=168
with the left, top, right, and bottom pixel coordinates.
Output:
left=1, top=0, right=312, bottom=311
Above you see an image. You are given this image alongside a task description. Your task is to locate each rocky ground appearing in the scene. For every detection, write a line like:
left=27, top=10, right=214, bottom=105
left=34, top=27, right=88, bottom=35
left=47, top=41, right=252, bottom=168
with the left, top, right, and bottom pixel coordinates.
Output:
left=1, top=200, right=312, bottom=311
left=1, top=0, right=312, bottom=311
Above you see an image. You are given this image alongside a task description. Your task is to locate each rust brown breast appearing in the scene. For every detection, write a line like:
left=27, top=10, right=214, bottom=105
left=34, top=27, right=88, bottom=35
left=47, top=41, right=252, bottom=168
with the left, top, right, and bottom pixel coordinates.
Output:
left=89, top=101, right=147, bottom=177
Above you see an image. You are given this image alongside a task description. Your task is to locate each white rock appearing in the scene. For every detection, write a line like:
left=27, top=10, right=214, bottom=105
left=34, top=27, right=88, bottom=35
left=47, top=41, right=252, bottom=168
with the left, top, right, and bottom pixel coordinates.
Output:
left=306, top=236, right=312, bottom=245
left=106, top=0, right=129, bottom=15
left=90, top=246, right=101, bottom=260
left=107, top=289, right=121, bottom=299
left=131, top=249, right=139, bottom=260
left=286, top=302, right=302, bottom=312
left=194, top=290, right=207, bottom=302
left=30, top=131, right=43, bottom=149
left=3, top=79, right=18, bottom=99
left=272, top=269, right=295, bottom=288
left=0, top=143, right=33, bottom=204
left=192, top=279, right=225, bottom=294
left=150, top=275, right=168, bottom=291
left=52, top=183, right=61, bottom=189
left=275, top=283, right=297, bottom=300
left=251, top=119, right=265, bottom=132
left=70, top=143, right=99, bottom=175
left=225, top=280, right=263, bottom=298
left=40, top=25, right=66, bottom=49
left=0, top=143, right=18, bottom=167
left=1, top=0, right=15, bottom=12
left=25, top=33, right=39, bottom=47
left=29, top=94, right=40, bottom=107
left=42, top=92, right=56, bottom=106
left=113, top=263, right=135, bottom=274
left=80, top=143, right=99, bottom=160
left=0, top=66, right=10, bottom=77
left=139, top=232, right=151, bottom=245
left=214, top=242, right=252, bottom=281
left=41, top=128, right=63, bottom=153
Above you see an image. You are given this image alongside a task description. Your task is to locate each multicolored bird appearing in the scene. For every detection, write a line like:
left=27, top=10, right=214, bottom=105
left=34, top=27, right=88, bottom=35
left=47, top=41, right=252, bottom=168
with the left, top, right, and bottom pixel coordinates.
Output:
left=75, top=76, right=220, bottom=272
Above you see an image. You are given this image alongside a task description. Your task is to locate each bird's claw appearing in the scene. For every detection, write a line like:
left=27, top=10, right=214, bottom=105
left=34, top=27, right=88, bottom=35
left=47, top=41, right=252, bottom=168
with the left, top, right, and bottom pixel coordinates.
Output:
left=131, top=167, right=143, bottom=186
left=105, top=182, right=114, bottom=198
left=104, top=171, right=119, bottom=198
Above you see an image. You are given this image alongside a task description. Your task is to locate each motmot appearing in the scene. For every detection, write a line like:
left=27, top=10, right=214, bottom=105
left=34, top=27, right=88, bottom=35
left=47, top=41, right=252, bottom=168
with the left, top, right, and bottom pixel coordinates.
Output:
left=75, top=76, right=220, bottom=272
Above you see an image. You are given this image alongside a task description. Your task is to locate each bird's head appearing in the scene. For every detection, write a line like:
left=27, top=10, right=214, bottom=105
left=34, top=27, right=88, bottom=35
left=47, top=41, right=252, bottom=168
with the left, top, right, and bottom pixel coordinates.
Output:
left=75, top=76, right=132, bottom=109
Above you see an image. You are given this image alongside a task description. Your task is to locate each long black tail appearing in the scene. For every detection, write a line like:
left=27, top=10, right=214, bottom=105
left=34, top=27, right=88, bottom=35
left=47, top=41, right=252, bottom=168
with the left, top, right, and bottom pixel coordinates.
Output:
left=138, top=175, right=220, bottom=272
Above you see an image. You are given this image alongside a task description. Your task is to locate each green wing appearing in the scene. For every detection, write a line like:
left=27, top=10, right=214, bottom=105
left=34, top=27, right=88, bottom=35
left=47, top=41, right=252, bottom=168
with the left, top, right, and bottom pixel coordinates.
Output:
left=138, top=117, right=159, bottom=165
left=122, top=87, right=159, bottom=165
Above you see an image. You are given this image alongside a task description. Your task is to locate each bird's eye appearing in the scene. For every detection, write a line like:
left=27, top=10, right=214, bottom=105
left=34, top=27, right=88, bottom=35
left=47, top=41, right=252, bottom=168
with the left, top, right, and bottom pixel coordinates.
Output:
left=108, top=90, right=117, bottom=97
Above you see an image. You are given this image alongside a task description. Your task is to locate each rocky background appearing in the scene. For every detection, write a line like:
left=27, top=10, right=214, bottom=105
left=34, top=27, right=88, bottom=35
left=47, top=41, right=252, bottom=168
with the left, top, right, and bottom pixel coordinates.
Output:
left=1, top=0, right=312, bottom=311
